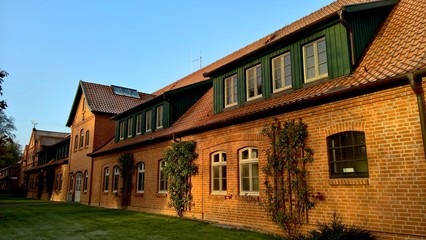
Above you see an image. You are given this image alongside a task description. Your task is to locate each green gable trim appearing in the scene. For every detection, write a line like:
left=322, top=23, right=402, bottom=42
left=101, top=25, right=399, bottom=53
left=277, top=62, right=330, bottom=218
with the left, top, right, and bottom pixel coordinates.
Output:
left=342, top=0, right=397, bottom=13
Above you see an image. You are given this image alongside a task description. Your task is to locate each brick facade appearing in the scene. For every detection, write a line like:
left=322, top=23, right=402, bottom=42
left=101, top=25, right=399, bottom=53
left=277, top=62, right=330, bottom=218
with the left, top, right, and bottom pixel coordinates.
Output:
left=90, top=81, right=426, bottom=239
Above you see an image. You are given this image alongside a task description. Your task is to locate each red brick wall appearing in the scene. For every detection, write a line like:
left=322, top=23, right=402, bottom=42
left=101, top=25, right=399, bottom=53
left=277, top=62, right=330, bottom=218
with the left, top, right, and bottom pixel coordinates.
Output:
left=91, top=82, right=426, bottom=239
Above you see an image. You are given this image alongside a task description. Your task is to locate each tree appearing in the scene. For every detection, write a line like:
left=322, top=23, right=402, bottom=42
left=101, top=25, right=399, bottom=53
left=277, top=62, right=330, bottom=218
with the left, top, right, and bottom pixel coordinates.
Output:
left=163, top=140, right=198, bottom=217
left=261, top=119, right=314, bottom=239
left=0, top=111, right=17, bottom=157
left=118, top=153, right=134, bottom=209
left=0, top=69, right=8, bottom=110
left=0, top=141, right=22, bottom=169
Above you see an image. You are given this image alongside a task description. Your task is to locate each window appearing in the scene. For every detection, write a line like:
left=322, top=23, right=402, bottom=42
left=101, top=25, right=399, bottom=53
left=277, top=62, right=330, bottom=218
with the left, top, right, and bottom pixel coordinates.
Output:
left=145, top=110, right=152, bottom=132
left=246, top=64, right=262, bottom=101
left=103, top=167, right=110, bottom=192
left=74, top=135, right=78, bottom=151
left=272, top=52, right=292, bottom=92
left=239, top=147, right=259, bottom=195
left=211, top=151, right=227, bottom=193
left=83, top=170, right=88, bottom=192
left=85, top=130, right=90, bottom=147
left=82, top=97, right=86, bottom=112
left=79, top=129, right=84, bottom=149
left=225, top=74, right=238, bottom=107
left=303, top=37, right=328, bottom=82
left=137, top=162, right=145, bottom=193
left=156, top=105, right=163, bottom=129
left=327, top=131, right=369, bottom=178
left=127, top=118, right=133, bottom=137
left=113, top=166, right=120, bottom=193
left=69, top=173, right=74, bottom=192
left=136, top=114, right=142, bottom=135
left=158, top=160, right=168, bottom=193
left=112, top=85, right=141, bottom=99
left=119, top=121, right=125, bottom=140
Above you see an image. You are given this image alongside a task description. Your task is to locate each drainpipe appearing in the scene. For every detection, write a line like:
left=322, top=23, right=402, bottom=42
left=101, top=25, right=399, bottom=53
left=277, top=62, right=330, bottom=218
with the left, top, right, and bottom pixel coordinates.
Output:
left=407, top=72, right=426, bottom=159
left=338, top=10, right=356, bottom=66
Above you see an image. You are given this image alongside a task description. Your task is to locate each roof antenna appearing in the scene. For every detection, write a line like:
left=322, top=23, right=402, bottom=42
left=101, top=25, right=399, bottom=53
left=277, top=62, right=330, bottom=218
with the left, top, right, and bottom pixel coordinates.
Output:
left=31, top=120, right=38, bottom=129
left=192, top=51, right=202, bottom=70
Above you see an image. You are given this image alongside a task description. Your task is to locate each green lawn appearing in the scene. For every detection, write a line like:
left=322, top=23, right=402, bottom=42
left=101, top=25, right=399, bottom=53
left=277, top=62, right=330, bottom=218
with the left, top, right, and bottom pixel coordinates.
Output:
left=0, top=199, right=280, bottom=240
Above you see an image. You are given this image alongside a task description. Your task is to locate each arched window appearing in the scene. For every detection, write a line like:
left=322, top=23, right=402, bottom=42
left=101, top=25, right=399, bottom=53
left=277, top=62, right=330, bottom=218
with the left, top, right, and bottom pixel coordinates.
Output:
left=69, top=173, right=74, bottom=192
left=136, top=162, right=145, bottom=193
left=112, top=166, right=120, bottom=193
left=74, top=135, right=78, bottom=151
left=79, top=129, right=84, bottom=149
left=103, top=168, right=110, bottom=192
left=239, top=147, right=259, bottom=195
left=327, top=131, right=368, bottom=178
left=211, top=151, right=227, bottom=193
left=158, top=160, right=168, bottom=193
left=85, top=130, right=90, bottom=147
left=83, top=170, right=88, bottom=192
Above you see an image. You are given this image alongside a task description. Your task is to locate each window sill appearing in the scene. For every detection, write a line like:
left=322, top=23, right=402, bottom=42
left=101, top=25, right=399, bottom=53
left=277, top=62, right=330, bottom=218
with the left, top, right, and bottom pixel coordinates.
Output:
left=236, top=194, right=260, bottom=201
left=329, top=178, right=369, bottom=185
left=211, top=191, right=226, bottom=196
left=156, top=193, right=167, bottom=198
left=134, top=192, right=144, bottom=197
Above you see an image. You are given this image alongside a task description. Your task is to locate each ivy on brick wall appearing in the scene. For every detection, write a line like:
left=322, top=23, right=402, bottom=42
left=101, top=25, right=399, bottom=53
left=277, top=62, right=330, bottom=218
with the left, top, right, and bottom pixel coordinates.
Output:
left=163, top=140, right=198, bottom=217
left=118, top=153, right=134, bottom=209
left=261, top=119, right=314, bottom=239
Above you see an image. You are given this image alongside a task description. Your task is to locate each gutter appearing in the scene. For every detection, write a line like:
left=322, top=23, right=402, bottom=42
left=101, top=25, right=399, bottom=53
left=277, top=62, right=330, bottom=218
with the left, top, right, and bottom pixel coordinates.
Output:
left=338, top=9, right=356, bottom=66
left=407, top=72, right=426, bottom=159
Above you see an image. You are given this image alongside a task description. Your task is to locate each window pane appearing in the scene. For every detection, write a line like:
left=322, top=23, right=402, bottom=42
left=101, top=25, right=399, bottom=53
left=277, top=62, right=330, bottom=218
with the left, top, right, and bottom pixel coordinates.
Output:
left=213, top=179, right=220, bottom=191
left=242, top=164, right=250, bottom=178
left=317, top=40, right=326, bottom=52
left=305, top=45, right=314, bottom=57
left=242, top=150, right=249, bottom=159
left=242, top=177, right=250, bottom=191
left=251, top=149, right=258, bottom=159
left=222, top=153, right=226, bottom=162
left=213, top=166, right=219, bottom=178
left=213, top=154, right=219, bottom=163
left=307, top=67, right=315, bottom=79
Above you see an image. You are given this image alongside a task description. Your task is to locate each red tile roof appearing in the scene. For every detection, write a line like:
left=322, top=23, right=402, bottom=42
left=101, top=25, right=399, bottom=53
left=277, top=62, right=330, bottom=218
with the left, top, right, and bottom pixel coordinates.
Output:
left=81, top=81, right=155, bottom=115
left=152, top=0, right=374, bottom=96
left=92, top=0, right=426, bottom=156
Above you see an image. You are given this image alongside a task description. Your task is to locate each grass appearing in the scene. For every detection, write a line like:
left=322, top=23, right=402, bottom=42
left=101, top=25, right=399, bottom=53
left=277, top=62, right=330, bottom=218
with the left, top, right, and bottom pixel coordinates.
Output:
left=0, top=199, right=280, bottom=240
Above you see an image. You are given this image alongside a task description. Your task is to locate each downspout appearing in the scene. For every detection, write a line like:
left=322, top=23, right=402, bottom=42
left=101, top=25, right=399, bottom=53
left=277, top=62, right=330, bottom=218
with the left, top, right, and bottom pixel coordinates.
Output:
left=407, top=72, right=426, bottom=159
left=338, top=9, right=356, bottom=66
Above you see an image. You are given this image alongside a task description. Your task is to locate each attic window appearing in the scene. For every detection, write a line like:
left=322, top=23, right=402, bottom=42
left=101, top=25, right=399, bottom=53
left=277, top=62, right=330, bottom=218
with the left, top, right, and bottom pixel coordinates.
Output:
left=112, top=85, right=140, bottom=99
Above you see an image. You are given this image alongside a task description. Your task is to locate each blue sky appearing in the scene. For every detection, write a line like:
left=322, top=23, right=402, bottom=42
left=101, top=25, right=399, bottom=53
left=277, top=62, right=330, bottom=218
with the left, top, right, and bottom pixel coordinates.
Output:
left=1, top=0, right=334, bottom=148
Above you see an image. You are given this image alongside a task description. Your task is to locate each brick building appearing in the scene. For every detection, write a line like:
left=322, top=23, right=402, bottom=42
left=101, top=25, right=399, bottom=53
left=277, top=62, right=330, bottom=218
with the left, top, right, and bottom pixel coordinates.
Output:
left=87, top=0, right=426, bottom=239
left=65, top=81, right=153, bottom=204
left=17, top=0, right=426, bottom=239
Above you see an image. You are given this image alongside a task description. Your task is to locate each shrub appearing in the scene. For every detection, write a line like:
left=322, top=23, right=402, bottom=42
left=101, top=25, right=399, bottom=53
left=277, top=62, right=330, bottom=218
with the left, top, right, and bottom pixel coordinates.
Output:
left=307, top=213, right=375, bottom=240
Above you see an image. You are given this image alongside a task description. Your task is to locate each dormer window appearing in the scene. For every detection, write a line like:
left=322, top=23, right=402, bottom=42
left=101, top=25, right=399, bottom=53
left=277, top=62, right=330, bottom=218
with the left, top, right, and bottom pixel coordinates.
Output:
left=246, top=64, right=262, bottom=101
left=119, top=121, right=125, bottom=140
left=145, top=110, right=152, bottom=132
left=127, top=118, right=133, bottom=137
left=272, top=52, right=292, bottom=92
left=136, top=114, right=142, bottom=135
left=156, top=105, right=163, bottom=129
left=303, top=37, right=328, bottom=82
left=225, top=74, right=238, bottom=108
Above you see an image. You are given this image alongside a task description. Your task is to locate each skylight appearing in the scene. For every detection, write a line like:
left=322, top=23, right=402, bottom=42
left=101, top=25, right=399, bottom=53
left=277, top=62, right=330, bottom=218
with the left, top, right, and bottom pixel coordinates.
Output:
left=112, top=85, right=140, bottom=99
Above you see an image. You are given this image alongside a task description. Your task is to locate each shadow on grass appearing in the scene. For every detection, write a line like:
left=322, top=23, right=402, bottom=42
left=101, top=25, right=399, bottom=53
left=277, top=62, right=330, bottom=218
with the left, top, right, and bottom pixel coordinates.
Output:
left=0, top=199, right=281, bottom=240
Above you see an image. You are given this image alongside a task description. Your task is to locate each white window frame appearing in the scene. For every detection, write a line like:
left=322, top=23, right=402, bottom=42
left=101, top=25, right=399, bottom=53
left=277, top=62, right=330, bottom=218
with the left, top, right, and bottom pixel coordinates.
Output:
left=303, top=37, right=328, bottom=82
left=112, top=166, right=120, bottom=193
left=245, top=64, right=262, bottom=101
left=103, top=168, right=109, bottom=192
left=83, top=170, right=88, bottom=192
left=127, top=118, right=133, bottom=138
left=224, top=74, right=238, bottom=108
left=136, top=162, right=145, bottom=193
left=145, top=110, right=152, bottom=132
left=272, top=52, right=292, bottom=92
left=211, top=151, right=227, bottom=194
left=119, top=121, right=125, bottom=140
left=239, top=147, right=259, bottom=196
left=136, top=114, right=142, bottom=135
left=158, top=160, right=168, bottom=193
left=156, top=105, right=163, bottom=129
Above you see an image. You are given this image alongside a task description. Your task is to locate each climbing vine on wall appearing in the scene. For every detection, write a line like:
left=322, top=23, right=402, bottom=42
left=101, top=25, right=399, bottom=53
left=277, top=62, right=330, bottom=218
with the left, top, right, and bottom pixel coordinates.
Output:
left=118, top=153, right=134, bottom=209
left=163, top=140, right=198, bottom=217
left=261, top=119, right=314, bottom=239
